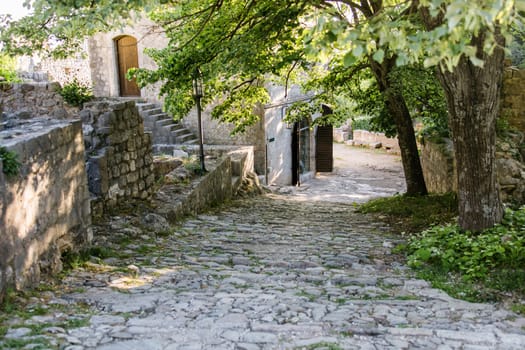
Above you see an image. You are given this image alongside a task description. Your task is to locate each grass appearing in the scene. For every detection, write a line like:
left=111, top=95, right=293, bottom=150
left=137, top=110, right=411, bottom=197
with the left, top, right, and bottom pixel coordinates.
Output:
left=357, top=193, right=458, bottom=233
left=0, top=287, right=92, bottom=350
left=1, top=337, right=54, bottom=349
left=297, top=342, right=345, bottom=350
left=295, top=290, right=318, bottom=302
left=359, top=194, right=525, bottom=313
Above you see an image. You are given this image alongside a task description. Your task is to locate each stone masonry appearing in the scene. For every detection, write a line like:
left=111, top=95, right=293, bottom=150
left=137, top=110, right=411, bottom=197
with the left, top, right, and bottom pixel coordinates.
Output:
left=0, top=117, right=92, bottom=303
left=502, top=66, right=525, bottom=133
left=420, top=135, right=525, bottom=204
left=0, top=82, right=78, bottom=119
left=80, top=100, right=156, bottom=217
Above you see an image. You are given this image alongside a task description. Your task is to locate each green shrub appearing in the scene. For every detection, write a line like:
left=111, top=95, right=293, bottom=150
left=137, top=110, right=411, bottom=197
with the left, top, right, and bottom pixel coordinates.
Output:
left=0, top=147, right=21, bottom=177
left=351, top=115, right=373, bottom=131
left=59, top=79, right=93, bottom=107
left=0, top=54, right=20, bottom=83
left=407, top=207, right=525, bottom=281
left=183, top=156, right=204, bottom=175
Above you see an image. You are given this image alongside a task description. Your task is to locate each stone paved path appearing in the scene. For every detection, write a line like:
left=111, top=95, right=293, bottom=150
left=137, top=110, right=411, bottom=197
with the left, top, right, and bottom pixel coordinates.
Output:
left=3, top=146, right=525, bottom=350
left=274, top=143, right=406, bottom=203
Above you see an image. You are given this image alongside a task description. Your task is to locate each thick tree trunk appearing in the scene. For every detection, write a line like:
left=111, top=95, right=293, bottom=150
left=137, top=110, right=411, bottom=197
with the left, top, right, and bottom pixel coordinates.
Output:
left=436, top=34, right=505, bottom=231
left=369, top=58, right=428, bottom=196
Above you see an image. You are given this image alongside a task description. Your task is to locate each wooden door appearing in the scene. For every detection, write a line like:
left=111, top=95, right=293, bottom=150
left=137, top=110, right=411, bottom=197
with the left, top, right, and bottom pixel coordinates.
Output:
left=316, top=125, right=333, bottom=172
left=116, top=36, right=141, bottom=97
left=291, top=122, right=300, bottom=186
left=316, top=105, right=333, bottom=172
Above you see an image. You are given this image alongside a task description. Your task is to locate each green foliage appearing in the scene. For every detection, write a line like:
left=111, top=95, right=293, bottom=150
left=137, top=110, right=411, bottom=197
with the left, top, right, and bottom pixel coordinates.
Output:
left=0, top=0, right=158, bottom=58
left=183, top=156, right=204, bottom=175
left=407, top=207, right=525, bottom=282
left=61, top=246, right=114, bottom=270
left=358, top=193, right=458, bottom=233
left=305, top=0, right=521, bottom=72
left=389, top=67, right=449, bottom=139
left=362, top=194, right=525, bottom=304
left=58, top=79, right=93, bottom=107
left=0, top=54, right=20, bottom=83
left=0, top=147, right=21, bottom=177
left=128, top=0, right=310, bottom=133
left=351, top=115, right=374, bottom=131
left=509, top=26, right=525, bottom=68
left=284, top=97, right=349, bottom=128
left=346, top=72, right=397, bottom=137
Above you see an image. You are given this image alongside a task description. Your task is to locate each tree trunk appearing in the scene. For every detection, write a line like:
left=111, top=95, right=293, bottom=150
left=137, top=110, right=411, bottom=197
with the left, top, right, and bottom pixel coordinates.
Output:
left=369, top=58, right=428, bottom=196
left=436, top=33, right=505, bottom=231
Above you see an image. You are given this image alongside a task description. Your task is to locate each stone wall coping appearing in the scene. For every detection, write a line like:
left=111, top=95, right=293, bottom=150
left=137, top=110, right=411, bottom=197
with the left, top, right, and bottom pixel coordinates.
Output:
left=0, top=118, right=80, bottom=148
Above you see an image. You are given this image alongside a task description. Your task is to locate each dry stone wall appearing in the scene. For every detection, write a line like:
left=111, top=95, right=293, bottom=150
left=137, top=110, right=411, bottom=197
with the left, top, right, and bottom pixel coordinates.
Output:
left=0, top=82, right=78, bottom=119
left=80, top=100, right=155, bottom=216
left=351, top=130, right=400, bottom=152
left=0, top=83, right=158, bottom=301
left=421, top=134, right=525, bottom=204
left=502, top=67, right=525, bottom=133
left=0, top=118, right=92, bottom=302
left=17, top=54, right=92, bottom=87
left=420, top=139, right=457, bottom=194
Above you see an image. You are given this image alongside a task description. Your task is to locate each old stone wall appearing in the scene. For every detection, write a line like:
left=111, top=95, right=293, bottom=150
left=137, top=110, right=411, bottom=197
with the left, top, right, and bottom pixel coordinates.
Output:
left=351, top=130, right=400, bottom=153
left=156, top=149, right=256, bottom=223
left=175, top=156, right=233, bottom=219
left=80, top=100, right=155, bottom=216
left=0, top=82, right=78, bottom=119
left=421, top=135, right=525, bottom=204
left=502, top=67, right=525, bottom=133
left=0, top=118, right=92, bottom=302
left=17, top=53, right=92, bottom=87
left=420, top=139, right=457, bottom=194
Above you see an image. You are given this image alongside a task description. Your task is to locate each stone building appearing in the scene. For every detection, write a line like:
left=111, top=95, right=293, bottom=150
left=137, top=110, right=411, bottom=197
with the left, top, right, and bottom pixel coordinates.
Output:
left=84, top=16, right=333, bottom=186
left=17, top=14, right=333, bottom=186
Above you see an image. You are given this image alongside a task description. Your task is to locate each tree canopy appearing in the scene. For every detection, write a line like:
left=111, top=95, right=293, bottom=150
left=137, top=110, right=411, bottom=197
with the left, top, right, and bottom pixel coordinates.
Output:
left=2, top=1, right=521, bottom=127
left=1, top=0, right=523, bottom=230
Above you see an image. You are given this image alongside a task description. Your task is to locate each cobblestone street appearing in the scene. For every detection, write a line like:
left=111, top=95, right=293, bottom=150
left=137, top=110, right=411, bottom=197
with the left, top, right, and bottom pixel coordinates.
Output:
left=2, top=146, right=525, bottom=349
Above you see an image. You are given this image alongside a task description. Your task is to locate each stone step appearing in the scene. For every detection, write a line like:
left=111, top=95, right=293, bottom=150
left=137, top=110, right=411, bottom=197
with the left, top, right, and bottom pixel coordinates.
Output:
left=177, top=133, right=197, bottom=143
left=136, top=102, right=157, bottom=111
left=163, top=124, right=184, bottom=133
left=141, top=108, right=164, bottom=117
left=144, top=113, right=167, bottom=124
left=155, top=119, right=173, bottom=128
left=137, top=102, right=198, bottom=145
left=171, top=128, right=190, bottom=137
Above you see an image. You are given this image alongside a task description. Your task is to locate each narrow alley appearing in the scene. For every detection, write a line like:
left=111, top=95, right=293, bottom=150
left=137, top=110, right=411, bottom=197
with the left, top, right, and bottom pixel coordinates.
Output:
left=2, top=145, right=524, bottom=350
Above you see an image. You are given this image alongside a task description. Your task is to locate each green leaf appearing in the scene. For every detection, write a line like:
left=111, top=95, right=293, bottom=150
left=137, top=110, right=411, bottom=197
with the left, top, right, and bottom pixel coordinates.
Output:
left=372, top=49, right=385, bottom=63
left=352, top=44, right=364, bottom=58
left=343, top=52, right=357, bottom=67
left=415, top=248, right=432, bottom=261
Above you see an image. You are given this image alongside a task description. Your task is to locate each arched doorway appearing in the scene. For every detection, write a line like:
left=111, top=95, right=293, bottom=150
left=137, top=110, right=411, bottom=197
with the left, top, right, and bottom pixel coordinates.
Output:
left=115, top=36, right=141, bottom=97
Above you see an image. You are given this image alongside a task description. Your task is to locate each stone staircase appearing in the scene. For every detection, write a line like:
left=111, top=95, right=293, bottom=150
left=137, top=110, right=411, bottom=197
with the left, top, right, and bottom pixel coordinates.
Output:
left=136, top=102, right=198, bottom=145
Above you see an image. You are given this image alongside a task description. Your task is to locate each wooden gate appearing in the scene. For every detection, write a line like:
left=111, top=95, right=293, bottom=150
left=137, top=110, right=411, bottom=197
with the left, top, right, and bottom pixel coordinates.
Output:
left=116, top=36, right=141, bottom=97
